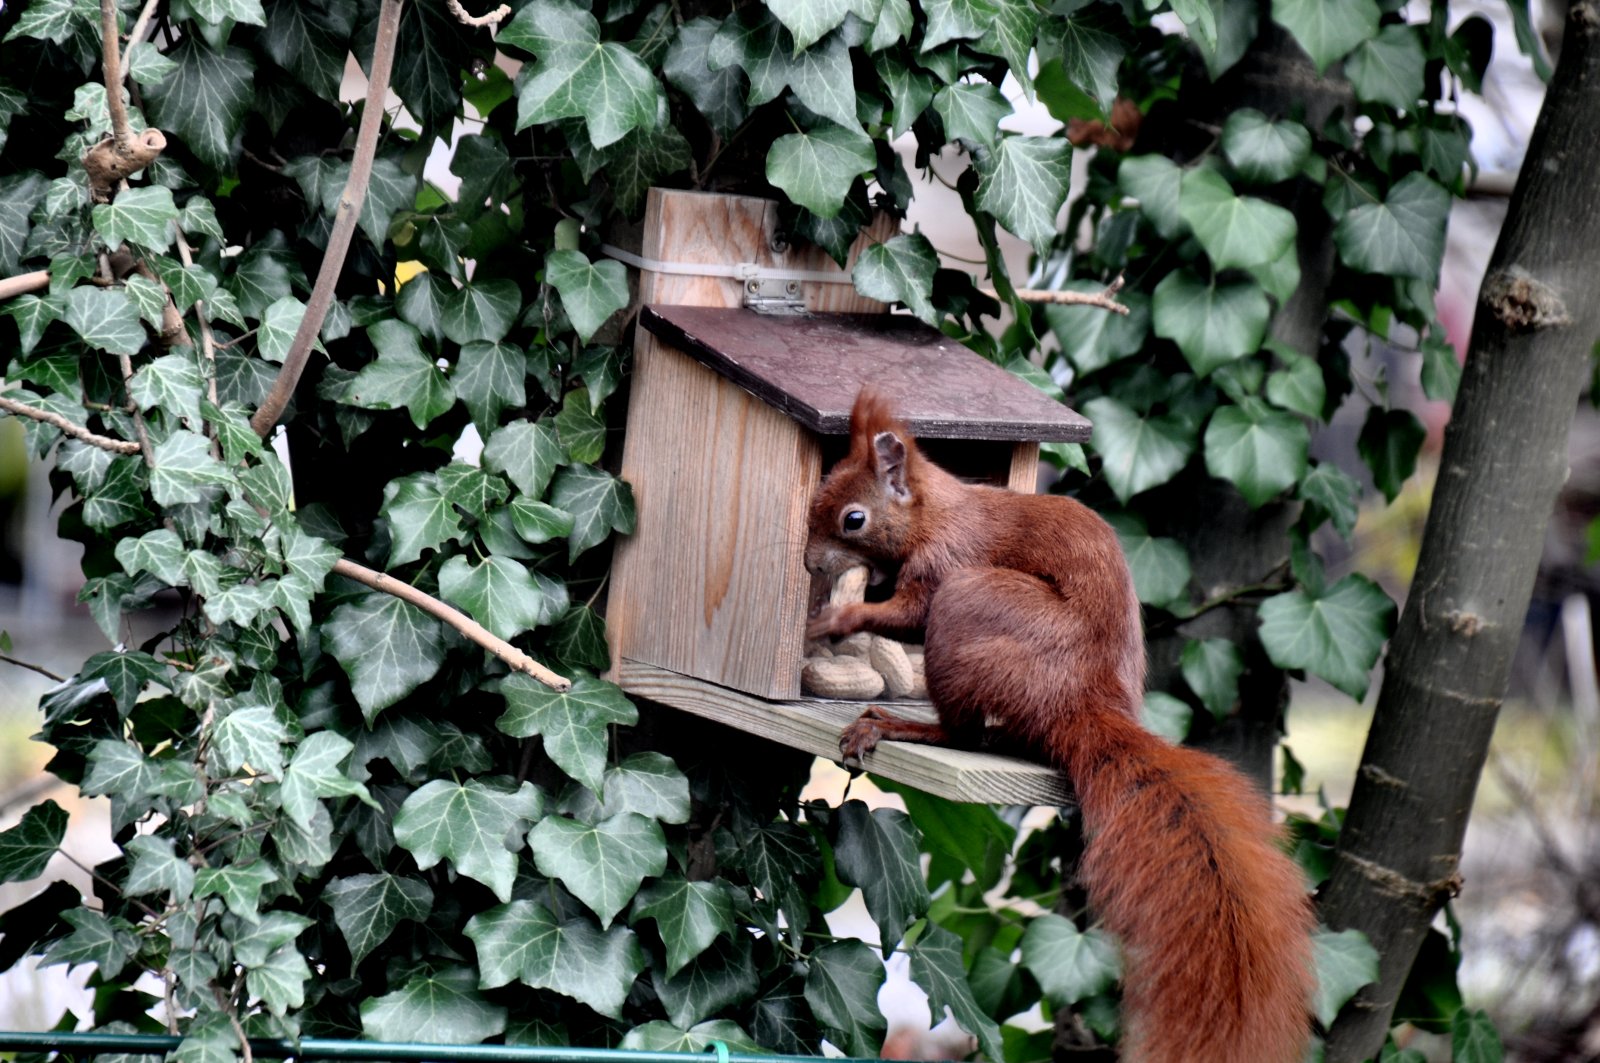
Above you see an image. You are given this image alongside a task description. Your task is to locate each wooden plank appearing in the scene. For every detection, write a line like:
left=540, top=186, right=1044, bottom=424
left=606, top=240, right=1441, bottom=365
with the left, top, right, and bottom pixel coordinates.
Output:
left=618, top=659, right=1072, bottom=806
left=1007, top=441, right=1041, bottom=494
left=608, top=190, right=902, bottom=700
left=640, top=305, right=1092, bottom=443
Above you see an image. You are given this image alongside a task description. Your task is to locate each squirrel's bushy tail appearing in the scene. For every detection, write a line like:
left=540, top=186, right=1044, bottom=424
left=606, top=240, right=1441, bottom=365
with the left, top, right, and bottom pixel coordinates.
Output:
left=1050, top=709, right=1315, bottom=1063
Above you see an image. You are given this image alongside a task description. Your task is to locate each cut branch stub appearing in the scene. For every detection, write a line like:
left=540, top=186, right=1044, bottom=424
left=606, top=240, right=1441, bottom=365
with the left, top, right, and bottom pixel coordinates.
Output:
left=84, top=129, right=167, bottom=202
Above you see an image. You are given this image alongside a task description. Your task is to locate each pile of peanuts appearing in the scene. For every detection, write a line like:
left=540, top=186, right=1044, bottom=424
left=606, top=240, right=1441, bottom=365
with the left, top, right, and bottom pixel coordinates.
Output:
left=801, top=566, right=928, bottom=701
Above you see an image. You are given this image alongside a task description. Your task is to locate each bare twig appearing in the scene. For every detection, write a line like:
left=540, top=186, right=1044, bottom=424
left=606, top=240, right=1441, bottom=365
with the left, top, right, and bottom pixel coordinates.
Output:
left=0, top=271, right=50, bottom=302
left=118, top=0, right=162, bottom=73
left=0, top=652, right=67, bottom=683
left=0, top=395, right=142, bottom=454
left=980, top=275, right=1131, bottom=315
left=249, top=0, right=405, bottom=438
left=118, top=352, right=157, bottom=468
left=445, top=0, right=511, bottom=27
left=331, top=558, right=573, bottom=691
left=174, top=229, right=223, bottom=456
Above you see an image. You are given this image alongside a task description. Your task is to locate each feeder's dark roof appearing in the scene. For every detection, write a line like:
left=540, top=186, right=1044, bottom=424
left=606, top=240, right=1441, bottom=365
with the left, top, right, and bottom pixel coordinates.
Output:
left=640, top=304, right=1092, bottom=443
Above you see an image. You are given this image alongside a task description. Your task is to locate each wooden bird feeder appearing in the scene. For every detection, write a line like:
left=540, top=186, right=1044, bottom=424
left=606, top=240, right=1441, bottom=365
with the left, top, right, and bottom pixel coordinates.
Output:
left=606, top=190, right=1090, bottom=805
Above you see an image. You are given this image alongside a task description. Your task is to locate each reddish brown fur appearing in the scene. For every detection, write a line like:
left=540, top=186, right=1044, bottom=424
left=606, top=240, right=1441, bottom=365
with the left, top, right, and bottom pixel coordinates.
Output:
left=806, top=391, right=1314, bottom=1063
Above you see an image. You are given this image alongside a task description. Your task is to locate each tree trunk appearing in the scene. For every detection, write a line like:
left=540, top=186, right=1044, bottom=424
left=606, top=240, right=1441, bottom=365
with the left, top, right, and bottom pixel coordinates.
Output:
left=1319, top=3, right=1600, bottom=1058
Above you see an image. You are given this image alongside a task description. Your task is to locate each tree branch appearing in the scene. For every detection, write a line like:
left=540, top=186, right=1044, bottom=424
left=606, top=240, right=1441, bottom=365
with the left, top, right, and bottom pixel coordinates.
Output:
left=0, top=396, right=142, bottom=454
left=249, top=0, right=405, bottom=439
left=0, top=653, right=66, bottom=683
left=99, top=0, right=132, bottom=156
left=0, top=271, right=51, bottom=302
left=330, top=558, right=573, bottom=691
left=85, top=0, right=165, bottom=199
left=445, top=0, right=511, bottom=27
left=980, top=275, right=1131, bottom=314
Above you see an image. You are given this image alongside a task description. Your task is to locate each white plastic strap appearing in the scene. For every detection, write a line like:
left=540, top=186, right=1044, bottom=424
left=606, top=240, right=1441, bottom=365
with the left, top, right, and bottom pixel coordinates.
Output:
left=599, top=244, right=856, bottom=285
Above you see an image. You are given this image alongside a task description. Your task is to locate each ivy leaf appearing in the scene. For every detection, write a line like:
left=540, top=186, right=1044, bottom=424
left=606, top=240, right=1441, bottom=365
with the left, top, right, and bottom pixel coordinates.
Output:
left=505, top=0, right=663, bottom=148
left=1221, top=109, right=1312, bottom=185
left=439, top=555, right=563, bottom=641
left=92, top=186, right=178, bottom=250
left=255, top=296, right=307, bottom=364
left=1118, top=154, right=1186, bottom=240
left=483, top=419, right=564, bottom=499
left=318, top=157, right=418, bottom=248
left=360, top=966, right=507, bottom=1044
left=733, top=20, right=858, bottom=131
left=1258, top=574, right=1396, bottom=699
left=530, top=812, right=668, bottom=927
left=193, top=861, right=279, bottom=920
left=620, top=1021, right=761, bottom=1054
left=974, top=0, right=1040, bottom=99
left=393, top=778, right=543, bottom=903
left=852, top=233, right=938, bottom=326
left=81, top=740, right=160, bottom=801
left=1334, top=172, right=1450, bottom=284
left=1203, top=397, right=1309, bottom=507
left=465, top=900, right=645, bottom=1018
left=1, top=295, right=65, bottom=358
left=150, top=430, right=235, bottom=506
left=1451, top=1009, right=1504, bottom=1063
left=765, top=0, right=850, bottom=52
left=654, top=935, right=758, bottom=1029
left=1142, top=691, right=1192, bottom=743
left=1084, top=396, right=1197, bottom=504
left=932, top=83, right=1011, bottom=152
left=1178, top=168, right=1297, bottom=271
left=1312, top=927, right=1380, bottom=1026
left=81, top=649, right=167, bottom=717
left=281, top=731, right=376, bottom=830
left=766, top=124, right=875, bottom=220
left=43, top=909, right=141, bottom=979
left=546, top=250, right=629, bottom=344
left=1020, top=913, right=1122, bottom=1006
left=548, top=602, right=610, bottom=672
left=804, top=940, right=887, bottom=1057
left=1152, top=269, right=1270, bottom=377
left=324, top=873, right=433, bottom=967
left=441, top=279, right=522, bottom=345
left=497, top=673, right=638, bottom=793
left=921, top=0, right=998, bottom=51
left=831, top=801, right=929, bottom=952
left=1270, top=0, right=1378, bottom=73
left=1046, top=288, right=1150, bottom=375
left=0, top=800, right=67, bottom=883
left=1181, top=638, right=1245, bottom=719
left=455, top=341, right=525, bottom=433
left=124, top=834, right=195, bottom=900
left=1037, top=16, right=1124, bottom=119
left=129, top=353, right=205, bottom=428
left=324, top=593, right=447, bottom=722
left=1265, top=349, right=1326, bottom=419
left=592, top=752, right=690, bottom=824
left=1358, top=407, right=1426, bottom=502
left=1346, top=24, right=1425, bottom=111
left=632, top=876, right=735, bottom=977
left=976, top=136, right=1073, bottom=256
left=65, top=287, right=146, bottom=356
left=549, top=465, right=636, bottom=562
left=2, top=0, right=95, bottom=46
left=909, top=925, right=1004, bottom=1062
left=145, top=40, right=254, bottom=171
left=1299, top=462, right=1362, bottom=539
left=1106, top=514, right=1191, bottom=608
left=1420, top=333, right=1461, bottom=405
left=212, top=702, right=289, bottom=776
left=343, top=319, right=455, bottom=429
left=663, top=17, right=747, bottom=135
left=381, top=472, right=466, bottom=567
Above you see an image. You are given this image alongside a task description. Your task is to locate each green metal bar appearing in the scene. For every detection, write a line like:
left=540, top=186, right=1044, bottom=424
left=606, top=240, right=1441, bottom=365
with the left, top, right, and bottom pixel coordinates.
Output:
left=0, top=1033, right=886, bottom=1063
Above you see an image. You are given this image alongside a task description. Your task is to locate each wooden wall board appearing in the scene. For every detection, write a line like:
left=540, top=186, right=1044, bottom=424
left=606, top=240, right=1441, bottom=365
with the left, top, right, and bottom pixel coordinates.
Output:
left=618, top=659, right=1072, bottom=806
left=639, top=305, right=1092, bottom=443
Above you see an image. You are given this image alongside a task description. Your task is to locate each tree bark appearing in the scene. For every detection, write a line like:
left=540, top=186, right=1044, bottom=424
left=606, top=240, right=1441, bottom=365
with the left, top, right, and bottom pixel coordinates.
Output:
left=1319, top=3, right=1600, bottom=1058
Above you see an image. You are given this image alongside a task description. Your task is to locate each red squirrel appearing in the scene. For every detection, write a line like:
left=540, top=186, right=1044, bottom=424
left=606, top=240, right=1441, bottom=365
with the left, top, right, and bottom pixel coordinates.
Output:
left=805, top=391, right=1314, bottom=1063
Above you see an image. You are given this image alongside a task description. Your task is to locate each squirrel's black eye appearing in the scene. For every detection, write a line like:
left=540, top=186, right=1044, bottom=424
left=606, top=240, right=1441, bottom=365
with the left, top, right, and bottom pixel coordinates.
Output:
left=842, top=510, right=867, bottom=532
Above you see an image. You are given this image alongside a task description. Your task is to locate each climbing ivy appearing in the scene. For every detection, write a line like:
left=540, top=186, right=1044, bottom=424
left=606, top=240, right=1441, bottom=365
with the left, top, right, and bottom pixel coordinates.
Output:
left=0, top=0, right=1518, bottom=1059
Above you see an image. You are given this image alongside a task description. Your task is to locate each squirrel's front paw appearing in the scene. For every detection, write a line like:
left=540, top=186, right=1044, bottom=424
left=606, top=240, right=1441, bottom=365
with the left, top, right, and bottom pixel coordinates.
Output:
left=839, top=711, right=886, bottom=762
left=807, top=603, right=853, bottom=641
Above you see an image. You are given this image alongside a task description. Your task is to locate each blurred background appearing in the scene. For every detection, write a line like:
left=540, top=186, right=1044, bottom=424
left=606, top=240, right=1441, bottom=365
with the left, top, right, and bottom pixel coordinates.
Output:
left=1, top=0, right=1595, bottom=1058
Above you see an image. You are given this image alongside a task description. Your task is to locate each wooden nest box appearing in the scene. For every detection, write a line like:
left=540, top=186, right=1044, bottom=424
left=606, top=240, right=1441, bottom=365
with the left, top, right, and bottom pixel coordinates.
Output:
left=608, top=190, right=1090, bottom=805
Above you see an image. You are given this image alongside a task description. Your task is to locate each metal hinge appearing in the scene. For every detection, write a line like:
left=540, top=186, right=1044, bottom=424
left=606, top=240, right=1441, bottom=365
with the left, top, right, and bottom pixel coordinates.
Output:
left=742, top=276, right=807, bottom=315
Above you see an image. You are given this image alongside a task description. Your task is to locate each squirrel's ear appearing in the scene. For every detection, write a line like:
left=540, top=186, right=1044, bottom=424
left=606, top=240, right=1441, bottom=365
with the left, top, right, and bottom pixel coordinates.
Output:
left=873, top=431, right=911, bottom=502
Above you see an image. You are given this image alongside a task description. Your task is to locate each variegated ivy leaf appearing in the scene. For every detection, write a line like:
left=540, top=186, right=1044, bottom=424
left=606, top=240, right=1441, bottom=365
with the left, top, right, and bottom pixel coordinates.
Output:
left=80, top=648, right=167, bottom=716
left=211, top=701, right=289, bottom=776
left=43, top=908, right=141, bottom=979
left=129, top=353, right=205, bottom=427
left=281, top=732, right=377, bottom=830
left=932, top=83, right=1011, bottom=152
left=257, top=296, right=308, bottom=363
left=325, top=873, right=433, bottom=967
left=64, top=286, right=147, bottom=356
left=115, top=528, right=188, bottom=587
left=124, top=273, right=168, bottom=330
left=0, top=172, right=46, bottom=275
left=545, top=251, right=628, bottom=344
left=921, top=0, right=995, bottom=51
left=201, top=399, right=267, bottom=464
left=125, top=42, right=179, bottom=87
left=0, top=295, right=65, bottom=358
left=2, top=0, right=96, bottom=46
left=317, top=157, right=419, bottom=247
left=123, top=834, right=195, bottom=900
left=0, top=800, right=67, bottom=884
left=503, top=0, right=664, bottom=149
left=852, top=233, right=939, bottom=326
left=144, top=40, right=255, bottom=172
left=92, top=186, right=178, bottom=251
left=150, top=430, right=236, bottom=506
left=193, top=860, right=279, bottom=919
